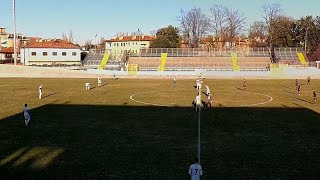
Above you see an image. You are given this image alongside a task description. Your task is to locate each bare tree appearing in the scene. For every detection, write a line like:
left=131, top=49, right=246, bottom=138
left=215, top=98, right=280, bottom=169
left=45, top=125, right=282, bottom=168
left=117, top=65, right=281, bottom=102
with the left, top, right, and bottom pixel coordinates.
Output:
left=249, top=21, right=268, bottom=47
left=210, top=4, right=228, bottom=37
left=249, top=21, right=267, bottom=38
left=84, top=39, right=93, bottom=50
left=225, top=8, right=246, bottom=47
left=261, top=3, right=282, bottom=62
left=68, top=30, right=74, bottom=43
left=149, top=30, right=157, bottom=36
left=62, top=30, right=75, bottom=43
left=178, top=8, right=211, bottom=48
left=62, top=33, right=68, bottom=41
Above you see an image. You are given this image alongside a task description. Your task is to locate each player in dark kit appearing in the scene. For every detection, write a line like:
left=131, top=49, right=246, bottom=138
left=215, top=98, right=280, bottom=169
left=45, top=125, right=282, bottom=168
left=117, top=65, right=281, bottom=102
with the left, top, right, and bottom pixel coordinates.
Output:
left=313, top=90, right=317, bottom=103
left=307, top=76, right=311, bottom=86
left=297, top=83, right=301, bottom=96
left=243, top=79, right=247, bottom=92
left=295, top=79, right=298, bottom=90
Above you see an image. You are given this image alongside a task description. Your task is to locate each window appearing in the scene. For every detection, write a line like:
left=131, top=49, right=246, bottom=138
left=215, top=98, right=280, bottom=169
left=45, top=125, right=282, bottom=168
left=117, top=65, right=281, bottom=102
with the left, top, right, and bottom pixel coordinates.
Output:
left=31, top=52, right=36, bottom=56
left=5, top=54, right=12, bottom=58
left=52, top=52, right=57, bottom=56
left=72, top=52, right=77, bottom=56
left=43, top=52, right=48, bottom=56
left=62, top=52, right=67, bottom=56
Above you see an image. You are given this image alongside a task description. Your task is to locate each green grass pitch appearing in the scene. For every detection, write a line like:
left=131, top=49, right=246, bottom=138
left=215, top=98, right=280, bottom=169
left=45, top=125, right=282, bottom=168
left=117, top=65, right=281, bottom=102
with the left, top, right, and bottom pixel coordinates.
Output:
left=0, top=78, right=320, bottom=179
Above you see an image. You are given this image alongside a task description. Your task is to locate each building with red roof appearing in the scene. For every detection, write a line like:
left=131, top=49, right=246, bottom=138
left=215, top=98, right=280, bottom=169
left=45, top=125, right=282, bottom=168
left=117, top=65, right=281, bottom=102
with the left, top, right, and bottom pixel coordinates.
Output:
left=20, top=39, right=81, bottom=66
left=105, top=35, right=155, bottom=58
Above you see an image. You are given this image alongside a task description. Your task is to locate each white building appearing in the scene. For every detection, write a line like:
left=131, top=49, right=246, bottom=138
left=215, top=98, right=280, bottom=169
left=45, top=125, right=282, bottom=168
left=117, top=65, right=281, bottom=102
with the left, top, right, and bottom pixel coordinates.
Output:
left=20, top=39, right=81, bottom=66
left=0, top=47, right=14, bottom=63
left=105, top=35, right=155, bottom=57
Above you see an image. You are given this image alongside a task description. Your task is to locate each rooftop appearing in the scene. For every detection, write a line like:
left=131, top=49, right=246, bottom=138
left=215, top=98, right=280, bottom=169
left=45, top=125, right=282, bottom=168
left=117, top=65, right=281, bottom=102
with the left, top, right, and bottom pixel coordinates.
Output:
left=0, top=47, right=14, bottom=54
left=106, top=35, right=155, bottom=43
left=24, top=39, right=80, bottom=49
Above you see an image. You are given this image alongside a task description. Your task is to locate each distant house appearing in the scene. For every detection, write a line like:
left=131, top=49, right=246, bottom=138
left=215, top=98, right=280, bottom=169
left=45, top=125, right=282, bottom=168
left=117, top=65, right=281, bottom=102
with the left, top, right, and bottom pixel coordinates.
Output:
left=105, top=35, right=155, bottom=58
left=0, top=47, right=14, bottom=64
left=20, top=39, right=81, bottom=66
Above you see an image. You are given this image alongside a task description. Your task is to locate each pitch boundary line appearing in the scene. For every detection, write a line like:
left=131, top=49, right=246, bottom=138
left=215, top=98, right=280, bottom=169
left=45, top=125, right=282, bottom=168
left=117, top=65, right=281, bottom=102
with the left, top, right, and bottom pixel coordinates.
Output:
left=130, top=90, right=273, bottom=107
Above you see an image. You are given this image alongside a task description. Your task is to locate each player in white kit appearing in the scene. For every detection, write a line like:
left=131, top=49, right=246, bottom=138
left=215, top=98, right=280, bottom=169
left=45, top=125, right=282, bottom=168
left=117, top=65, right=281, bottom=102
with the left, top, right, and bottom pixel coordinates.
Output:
left=205, top=85, right=210, bottom=96
left=188, top=157, right=203, bottom=180
left=23, top=104, right=31, bottom=126
left=98, top=77, right=102, bottom=87
left=196, top=78, right=202, bottom=90
left=85, top=83, right=91, bottom=90
left=173, top=76, right=177, bottom=89
left=38, top=84, right=43, bottom=99
left=195, top=93, right=201, bottom=112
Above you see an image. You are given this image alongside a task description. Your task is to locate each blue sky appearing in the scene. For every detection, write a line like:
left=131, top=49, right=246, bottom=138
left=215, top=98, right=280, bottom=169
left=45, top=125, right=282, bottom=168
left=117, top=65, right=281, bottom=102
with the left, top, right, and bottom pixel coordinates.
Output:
left=1, top=0, right=319, bottom=44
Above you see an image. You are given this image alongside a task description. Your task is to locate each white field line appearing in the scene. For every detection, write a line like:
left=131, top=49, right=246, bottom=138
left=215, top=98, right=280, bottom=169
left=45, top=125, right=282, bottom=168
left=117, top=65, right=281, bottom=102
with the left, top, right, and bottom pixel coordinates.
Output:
left=130, top=90, right=273, bottom=107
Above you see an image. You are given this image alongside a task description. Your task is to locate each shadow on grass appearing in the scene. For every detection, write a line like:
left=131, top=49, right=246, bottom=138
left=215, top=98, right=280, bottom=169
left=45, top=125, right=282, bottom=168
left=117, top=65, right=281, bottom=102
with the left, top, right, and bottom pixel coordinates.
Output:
left=289, top=96, right=313, bottom=104
left=1, top=104, right=320, bottom=179
left=42, top=92, right=61, bottom=99
left=235, top=86, right=244, bottom=91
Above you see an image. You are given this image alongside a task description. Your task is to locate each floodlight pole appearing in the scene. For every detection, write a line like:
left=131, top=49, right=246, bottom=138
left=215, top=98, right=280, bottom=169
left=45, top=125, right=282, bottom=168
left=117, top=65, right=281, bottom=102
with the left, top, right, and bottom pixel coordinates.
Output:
left=198, top=84, right=201, bottom=164
left=13, top=0, right=17, bottom=65
left=304, top=27, right=308, bottom=54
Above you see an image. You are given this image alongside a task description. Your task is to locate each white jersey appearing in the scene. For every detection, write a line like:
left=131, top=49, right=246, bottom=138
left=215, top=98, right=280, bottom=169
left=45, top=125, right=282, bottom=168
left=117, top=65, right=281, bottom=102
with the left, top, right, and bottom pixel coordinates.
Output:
left=196, top=95, right=201, bottom=105
left=98, top=78, right=101, bottom=83
left=188, top=163, right=203, bottom=180
left=23, top=107, right=29, bottom=115
left=196, top=79, right=202, bottom=88
left=205, top=85, right=210, bottom=95
left=38, top=85, right=42, bottom=93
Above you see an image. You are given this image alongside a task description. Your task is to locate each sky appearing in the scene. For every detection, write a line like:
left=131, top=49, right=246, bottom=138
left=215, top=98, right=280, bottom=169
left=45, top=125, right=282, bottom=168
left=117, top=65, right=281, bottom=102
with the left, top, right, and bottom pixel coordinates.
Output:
left=1, top=0, right=320, bottom=45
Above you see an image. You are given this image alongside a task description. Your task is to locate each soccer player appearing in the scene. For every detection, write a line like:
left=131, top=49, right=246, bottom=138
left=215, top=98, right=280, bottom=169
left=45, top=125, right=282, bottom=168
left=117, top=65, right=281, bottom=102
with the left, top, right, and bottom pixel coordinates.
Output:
left=297, top=83, right=301, bottom=96
left=173, top=76, right=177, bottom=89
left=38, top=84, right=43, bottom=99
left=295, top=79, right=298, bottom=90
left=243, top=79, right=247, bottom=92
left=23, top=104, right=31, bottom=127
left=307, top=76, right=311, bottom=86
left=188, top=157, right=203, bottom=180
left=313, top=90, right=317, bottom=103
left=113, top=72, right=116, bottom=80
left=196, top=78, right=202, bottom=90
left=195, top=93, right=201, bottom=112
left=85, top=82, right=91, bottom=91
left=207, top=93, right=213, bottom=108
left=98, top=77, right=102, bottom=87
left=205, top=85, right=211, bottom=96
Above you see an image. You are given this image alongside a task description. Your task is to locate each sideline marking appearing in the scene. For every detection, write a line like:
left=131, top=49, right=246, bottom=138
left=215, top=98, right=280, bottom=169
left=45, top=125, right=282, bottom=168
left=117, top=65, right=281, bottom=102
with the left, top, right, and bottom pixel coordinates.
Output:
left=129, top=90, right=273, bottom=107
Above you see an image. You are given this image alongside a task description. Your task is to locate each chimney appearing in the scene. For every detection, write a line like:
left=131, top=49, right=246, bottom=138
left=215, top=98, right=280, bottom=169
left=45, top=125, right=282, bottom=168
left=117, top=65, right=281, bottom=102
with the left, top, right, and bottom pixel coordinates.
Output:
left=132, top=36, right=136, bottom=40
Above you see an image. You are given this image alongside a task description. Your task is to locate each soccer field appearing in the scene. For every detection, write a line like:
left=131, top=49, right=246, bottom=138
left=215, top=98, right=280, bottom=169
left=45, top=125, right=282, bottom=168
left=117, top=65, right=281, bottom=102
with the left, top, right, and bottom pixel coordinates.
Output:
left=0, top=78, right=320, bottom=179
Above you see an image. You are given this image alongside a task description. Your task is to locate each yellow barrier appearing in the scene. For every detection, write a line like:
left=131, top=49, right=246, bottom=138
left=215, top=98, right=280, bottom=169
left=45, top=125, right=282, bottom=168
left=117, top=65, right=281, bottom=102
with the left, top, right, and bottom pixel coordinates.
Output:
left=270, top=63, right=288, bottom=75
left=98, top=53, right=110, bottom=70
left=231, top=52, right=240, bottom=71
left=297, top=53, right=307, bottom=65
left=159, top=53, right=167, bottom=71
left=127, top=64, right=138, bottom=75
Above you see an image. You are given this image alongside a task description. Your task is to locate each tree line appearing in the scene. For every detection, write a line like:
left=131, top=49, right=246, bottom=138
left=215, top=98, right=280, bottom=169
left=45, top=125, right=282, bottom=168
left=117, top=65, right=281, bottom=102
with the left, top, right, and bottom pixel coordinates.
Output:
left=150, top=3, right=320, bottom=60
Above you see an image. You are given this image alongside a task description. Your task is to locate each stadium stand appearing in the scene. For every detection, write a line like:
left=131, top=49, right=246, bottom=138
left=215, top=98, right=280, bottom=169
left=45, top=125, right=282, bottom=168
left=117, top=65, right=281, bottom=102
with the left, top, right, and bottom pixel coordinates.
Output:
left=83, top=52, right=123, bottom=70
left=128, top=48, right=271, bottom=71
left=274, top=48, right=305, bottom=65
